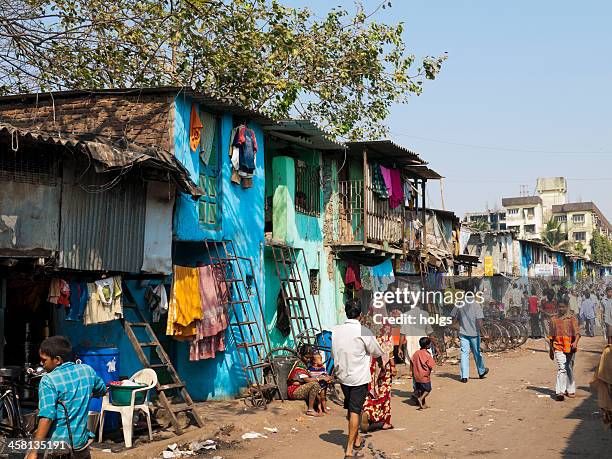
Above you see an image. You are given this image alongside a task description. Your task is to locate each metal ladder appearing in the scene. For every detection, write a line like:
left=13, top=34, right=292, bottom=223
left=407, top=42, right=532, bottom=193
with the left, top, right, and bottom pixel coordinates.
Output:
left=204, top=239, right=281, bottom=408
left=269, top=244, right=324, bottom=348
left=121, top=287, right=204, bottom=434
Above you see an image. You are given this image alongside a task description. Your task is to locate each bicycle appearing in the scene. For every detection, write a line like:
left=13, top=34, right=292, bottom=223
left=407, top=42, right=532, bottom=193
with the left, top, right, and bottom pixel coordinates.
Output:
left=0, top=366, right=45, bottom=454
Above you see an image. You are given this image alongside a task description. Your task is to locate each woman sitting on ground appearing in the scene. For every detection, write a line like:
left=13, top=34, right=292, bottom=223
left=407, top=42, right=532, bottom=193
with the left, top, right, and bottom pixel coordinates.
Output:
left=287, top=344, right=330, bottom=416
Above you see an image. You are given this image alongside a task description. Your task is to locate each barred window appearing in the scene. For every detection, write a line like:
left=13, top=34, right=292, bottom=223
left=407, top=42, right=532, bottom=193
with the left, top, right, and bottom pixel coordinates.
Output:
left=0, top=149, right=58, bottom=186
left=295, top=161, right=321, bottom=216
left=309, top=269, right=320, bottom=295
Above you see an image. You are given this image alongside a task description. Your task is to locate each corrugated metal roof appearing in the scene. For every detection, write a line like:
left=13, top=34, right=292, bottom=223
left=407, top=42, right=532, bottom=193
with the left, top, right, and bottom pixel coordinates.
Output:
left=265, top=119, right=344, bottom=150
left=0, top=122, right=202, bottom=197
left=403, top=165, right=443, bottom=180
left=347, top=140, right=426, bottom=165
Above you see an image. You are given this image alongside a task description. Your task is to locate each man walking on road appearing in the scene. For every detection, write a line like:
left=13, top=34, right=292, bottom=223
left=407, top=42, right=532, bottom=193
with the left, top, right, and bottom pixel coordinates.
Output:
left=548, top=301, right=580, bottom=401
left=602, top=286, right=612, bottom=344
left=451, top=300, right=489, bottom=383
left=332, top=299, right=383, bottom=458
left=579, top=292, right=597, bottom=337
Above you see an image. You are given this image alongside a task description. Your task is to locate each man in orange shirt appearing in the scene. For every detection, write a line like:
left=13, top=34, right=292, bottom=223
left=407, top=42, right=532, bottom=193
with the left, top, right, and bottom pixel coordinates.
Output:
left=548, top=301, right=580, bottom=401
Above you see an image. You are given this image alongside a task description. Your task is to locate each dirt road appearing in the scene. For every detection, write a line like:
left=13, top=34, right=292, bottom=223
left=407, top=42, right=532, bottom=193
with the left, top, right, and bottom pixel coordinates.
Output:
left=95, top=336, right=611, bottom=458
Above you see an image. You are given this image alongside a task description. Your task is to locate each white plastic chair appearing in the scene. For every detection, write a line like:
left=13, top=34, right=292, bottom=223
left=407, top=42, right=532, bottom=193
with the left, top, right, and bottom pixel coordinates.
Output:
left=98, top=368, right=158, bottom=448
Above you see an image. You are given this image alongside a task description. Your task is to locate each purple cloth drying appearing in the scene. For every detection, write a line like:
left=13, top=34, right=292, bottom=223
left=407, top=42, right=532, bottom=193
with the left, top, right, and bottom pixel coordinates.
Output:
left=380, top=165, right=392, bottom=195
left=389, top=169, right=404, bottom=209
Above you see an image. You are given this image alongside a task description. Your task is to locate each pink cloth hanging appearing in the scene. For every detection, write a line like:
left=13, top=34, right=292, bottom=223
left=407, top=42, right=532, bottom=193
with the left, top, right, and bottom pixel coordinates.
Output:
left=190, top=264, right=229, bottom=361
left=379, top=165, right=392, bottom=196
left=389, top=169, right=404, bottom=209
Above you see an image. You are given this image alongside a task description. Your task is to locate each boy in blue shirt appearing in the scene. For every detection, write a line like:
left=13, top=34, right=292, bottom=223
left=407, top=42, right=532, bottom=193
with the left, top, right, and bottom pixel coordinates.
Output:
left=27, top=336, right=106, bottom=459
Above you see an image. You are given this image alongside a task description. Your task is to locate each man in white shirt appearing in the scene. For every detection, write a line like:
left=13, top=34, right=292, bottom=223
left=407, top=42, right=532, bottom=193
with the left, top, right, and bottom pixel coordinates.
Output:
left=332, top=299, right=383, bottom=458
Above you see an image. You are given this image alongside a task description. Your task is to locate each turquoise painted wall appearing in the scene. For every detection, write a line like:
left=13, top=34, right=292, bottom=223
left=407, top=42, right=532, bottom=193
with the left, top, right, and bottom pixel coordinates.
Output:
left=171, top=95, right=266, bottom=400
left=264, top=147, right=340, bottom=350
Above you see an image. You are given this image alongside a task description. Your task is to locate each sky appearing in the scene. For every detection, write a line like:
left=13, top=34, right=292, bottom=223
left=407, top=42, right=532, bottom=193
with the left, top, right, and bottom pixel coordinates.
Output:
left=284, top=0, right=612, bottom=217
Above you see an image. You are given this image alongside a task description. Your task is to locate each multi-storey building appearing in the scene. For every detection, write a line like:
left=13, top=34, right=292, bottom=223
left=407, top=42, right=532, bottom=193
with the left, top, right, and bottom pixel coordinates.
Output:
left=501, top=196, right=544, bottom=239
left=463, top=209, right=507, bottom=230
left=552, top=202, right=612, bottom=256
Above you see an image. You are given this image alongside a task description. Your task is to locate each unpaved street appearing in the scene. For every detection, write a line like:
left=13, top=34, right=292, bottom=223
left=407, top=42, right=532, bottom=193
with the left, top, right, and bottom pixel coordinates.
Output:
left=95, top=336, right=611, bottom=459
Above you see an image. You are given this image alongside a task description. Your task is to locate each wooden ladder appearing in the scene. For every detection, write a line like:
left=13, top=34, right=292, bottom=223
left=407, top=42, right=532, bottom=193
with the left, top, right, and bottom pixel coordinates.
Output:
left=121, top=291, right=204, bottom=435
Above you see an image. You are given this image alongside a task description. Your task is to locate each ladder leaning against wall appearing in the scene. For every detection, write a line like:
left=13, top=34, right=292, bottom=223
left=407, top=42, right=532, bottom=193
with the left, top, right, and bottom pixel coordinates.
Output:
left=269, top=243, right=325, bottom=350
left=204, top=239, right=282, bottom=408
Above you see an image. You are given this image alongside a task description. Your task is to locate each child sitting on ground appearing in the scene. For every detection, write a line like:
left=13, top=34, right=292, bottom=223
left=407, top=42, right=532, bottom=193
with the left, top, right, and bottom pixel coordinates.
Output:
left=308, top=353, right=332, bottom=413
left=411, top=336, right=435, bottom=410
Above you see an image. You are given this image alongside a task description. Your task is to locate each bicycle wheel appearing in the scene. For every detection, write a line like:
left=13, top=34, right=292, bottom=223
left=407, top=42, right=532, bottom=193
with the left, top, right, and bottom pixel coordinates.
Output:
left=327, top=380, right=345, bottom=407
left=0, top=393, right=18, bottom=431
left=504, top=322, right=522, bottom=349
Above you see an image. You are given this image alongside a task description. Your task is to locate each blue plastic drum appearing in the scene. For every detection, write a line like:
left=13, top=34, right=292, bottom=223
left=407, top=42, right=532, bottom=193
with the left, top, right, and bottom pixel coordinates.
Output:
left=75, top=347, right=120, bottom=431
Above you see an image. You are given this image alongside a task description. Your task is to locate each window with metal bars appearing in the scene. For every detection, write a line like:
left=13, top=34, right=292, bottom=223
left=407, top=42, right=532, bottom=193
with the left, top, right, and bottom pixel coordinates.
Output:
left=0, top=149, right=58, bottom=186
left=309, top=269, right=320, bottom=295
left=295, top=161, right=320, bottom=216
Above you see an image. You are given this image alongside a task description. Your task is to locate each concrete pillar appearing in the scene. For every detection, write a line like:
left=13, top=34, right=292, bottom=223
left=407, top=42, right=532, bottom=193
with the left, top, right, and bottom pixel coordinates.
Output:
left=272, top=156, right=296, bottom=244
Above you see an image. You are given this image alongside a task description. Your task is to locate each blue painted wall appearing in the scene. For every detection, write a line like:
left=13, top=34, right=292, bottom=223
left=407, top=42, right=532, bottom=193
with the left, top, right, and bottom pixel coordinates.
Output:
left=55, top=280, right=154, bottom=380
left=171, top=95, right=266, bottom=400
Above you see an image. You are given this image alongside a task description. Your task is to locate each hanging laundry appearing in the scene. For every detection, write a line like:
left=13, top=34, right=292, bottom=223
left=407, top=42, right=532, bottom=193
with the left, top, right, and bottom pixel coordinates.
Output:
left=167, top=266, right=202, bottom=338
left=276, top=292, right=291, bottom=337
left=389, top=169, right=404, bottom=209
left=67, top=281, right=88, bottom=322
left=228, top=126, right=241, bottom=184
left=189, top=332, right=226, bottom=360
left=344, top=263, right=362, bottom=290
left=370, top=259, right=395, bottom=292
left=403, top=180, right=412, bottom=207
left=196, top=265, right=228, bottom=337
left=379, top=165, right=392, bottom=197
left=371, top=163, right=389, bottom=199
left=190, top=264, right=229, bottom=361
left=189, top=105, right=203, bottom=152
left=360, top=265, right=373, bottom=290
left=232, top=125, right=258, bottom=179
left=48, top=279, right=70, bottom=306
left=83, top=276, right=123, bottom=325
left=145, top=283, right=169, bottom=323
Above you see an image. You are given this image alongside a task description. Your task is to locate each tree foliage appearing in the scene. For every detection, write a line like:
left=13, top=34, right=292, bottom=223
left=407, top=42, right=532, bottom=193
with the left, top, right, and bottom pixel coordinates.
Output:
left=541, top=218, right=572, bottom=252
left=468, top=220, right=490, bottom=232
left=0, top=0, right=446, bottom=139
left=590, top=230, right=612, bottom=264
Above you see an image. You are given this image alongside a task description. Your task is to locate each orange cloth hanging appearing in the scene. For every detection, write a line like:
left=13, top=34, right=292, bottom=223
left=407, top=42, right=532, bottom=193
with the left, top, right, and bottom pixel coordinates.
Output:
left=189, top=105, right=203, bottom=152
left=167, top=266, right=203, bottom=338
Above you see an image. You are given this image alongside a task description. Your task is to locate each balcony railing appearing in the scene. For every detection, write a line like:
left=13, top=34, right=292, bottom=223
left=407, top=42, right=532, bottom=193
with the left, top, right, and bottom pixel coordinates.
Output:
left=335, top=178, right=413, bottom=252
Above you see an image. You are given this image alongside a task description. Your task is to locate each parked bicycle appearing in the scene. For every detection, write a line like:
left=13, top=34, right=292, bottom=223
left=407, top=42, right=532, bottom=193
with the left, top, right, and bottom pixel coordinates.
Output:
left=0, top=366, right=45, bottom=454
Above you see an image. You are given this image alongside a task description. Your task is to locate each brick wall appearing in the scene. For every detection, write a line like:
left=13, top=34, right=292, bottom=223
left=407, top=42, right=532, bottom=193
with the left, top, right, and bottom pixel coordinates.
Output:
left=0, top=92, right=175, bottom=152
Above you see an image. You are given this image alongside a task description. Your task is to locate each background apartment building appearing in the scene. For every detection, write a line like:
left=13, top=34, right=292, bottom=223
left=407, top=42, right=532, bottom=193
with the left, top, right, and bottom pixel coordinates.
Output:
left=464, top=177, right=612, bottom=260
left=501, top=195, right=544, bottom=238
left=552, top=202, right=612, bottom=256
left=463, top=209, right=506, bottom=230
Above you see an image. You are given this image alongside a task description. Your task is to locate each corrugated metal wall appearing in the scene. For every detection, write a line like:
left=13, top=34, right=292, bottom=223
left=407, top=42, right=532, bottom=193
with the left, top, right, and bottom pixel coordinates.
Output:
left=59, top=161, right=146, bottom=272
